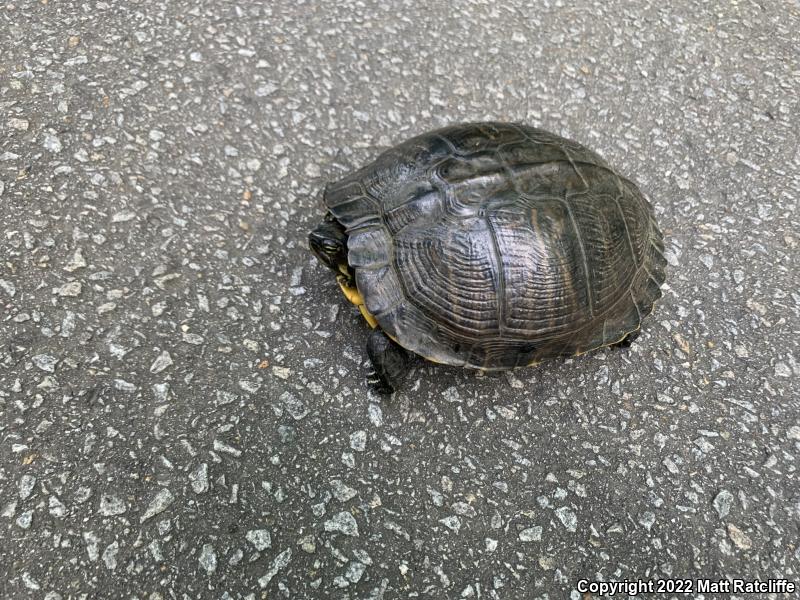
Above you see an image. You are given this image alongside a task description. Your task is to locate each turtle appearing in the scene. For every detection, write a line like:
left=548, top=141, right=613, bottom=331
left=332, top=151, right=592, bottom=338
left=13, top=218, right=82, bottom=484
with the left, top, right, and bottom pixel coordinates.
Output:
left=309, top=122, right=667, bottom=393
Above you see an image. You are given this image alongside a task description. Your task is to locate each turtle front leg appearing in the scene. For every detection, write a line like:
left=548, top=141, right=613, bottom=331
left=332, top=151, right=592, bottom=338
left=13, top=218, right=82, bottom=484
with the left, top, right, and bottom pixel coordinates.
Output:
left=366, top=330, right=410, bottom=394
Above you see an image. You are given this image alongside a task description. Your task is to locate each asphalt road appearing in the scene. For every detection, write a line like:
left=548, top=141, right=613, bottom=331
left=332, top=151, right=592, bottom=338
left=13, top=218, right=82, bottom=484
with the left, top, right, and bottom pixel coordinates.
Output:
left=2, top=1, right=799, bottom=598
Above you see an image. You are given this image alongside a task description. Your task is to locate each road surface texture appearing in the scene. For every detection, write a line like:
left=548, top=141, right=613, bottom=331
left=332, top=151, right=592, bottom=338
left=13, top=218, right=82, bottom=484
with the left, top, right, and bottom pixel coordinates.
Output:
left=1, top=1, right=799, bottom=598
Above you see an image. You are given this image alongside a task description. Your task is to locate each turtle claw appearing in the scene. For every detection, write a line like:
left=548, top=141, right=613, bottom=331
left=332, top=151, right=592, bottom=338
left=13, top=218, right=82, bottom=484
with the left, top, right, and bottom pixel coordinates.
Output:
left=366, top=330, right=409, bottom=394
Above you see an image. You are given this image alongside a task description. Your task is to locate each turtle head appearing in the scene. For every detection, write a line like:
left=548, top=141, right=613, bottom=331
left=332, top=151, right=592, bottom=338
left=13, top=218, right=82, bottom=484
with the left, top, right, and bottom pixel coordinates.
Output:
left=309, top=213, right=349, bottom=275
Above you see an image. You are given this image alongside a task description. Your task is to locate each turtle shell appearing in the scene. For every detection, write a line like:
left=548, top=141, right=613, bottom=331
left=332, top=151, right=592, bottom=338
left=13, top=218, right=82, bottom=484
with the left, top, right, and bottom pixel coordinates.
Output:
left=324, top=122, right=666, bottom=370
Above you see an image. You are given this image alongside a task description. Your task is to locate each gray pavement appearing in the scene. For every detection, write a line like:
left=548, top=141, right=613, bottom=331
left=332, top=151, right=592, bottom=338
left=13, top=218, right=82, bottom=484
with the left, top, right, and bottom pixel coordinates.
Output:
left=1, top=1, right=799, bottom=598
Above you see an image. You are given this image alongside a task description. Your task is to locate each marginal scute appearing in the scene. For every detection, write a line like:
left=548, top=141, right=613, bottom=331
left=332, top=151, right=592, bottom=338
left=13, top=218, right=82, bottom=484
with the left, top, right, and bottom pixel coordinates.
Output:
left=320, top=122, right=666, bottom=369
left=347, top=229, right=390, bottom=269
left=356, top=266, right=405, bottom=318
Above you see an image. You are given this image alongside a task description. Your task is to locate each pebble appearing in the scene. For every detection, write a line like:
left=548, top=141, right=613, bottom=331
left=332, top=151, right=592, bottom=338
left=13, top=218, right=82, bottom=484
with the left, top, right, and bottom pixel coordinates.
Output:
left=99, top=494, right=127, bottom=516
left=149, top=350, right=173, bottom=374
left=349, top=430, right=367, bottom=452
left=727, top=524, right=752, bottom=550
left=140, top=488, right=174, bottom=523
left=439, top=516, right=461, bottom=533
left=42, top=133, right=63, bottom=153
left=8, top=117, right=29, bottom=131
left=17, top=510, right=33, bottom=529
left=281, top=392, right=308, bottom=420
left=554, top=507, right=577, bottom=532
left=0, top=278, right=15, bottom=297
left=56, top=281, right=82, bottom=297
left=199, top=543, right=217, bottom=574
left=102, top=541, right=119, bottom=570
left=189, top=463, right=209, bottom=494
left=519, top=527, right=542, bottom=542
left=638, top=511, right=656, bottom=531
left=246, top=529, right=272, bottom=551
left=324, top=511, right=359, bottom=537
left=83, top=532, right=99, bottom=561
left=713, top=490, right=734, bottom=519
left=258, top=548, right=292, bottom=588
left=64, top=248, right=87, bottom=272
left=330, top=480, right=357, bottom=502
left=18, top=474, right=37, bottom=499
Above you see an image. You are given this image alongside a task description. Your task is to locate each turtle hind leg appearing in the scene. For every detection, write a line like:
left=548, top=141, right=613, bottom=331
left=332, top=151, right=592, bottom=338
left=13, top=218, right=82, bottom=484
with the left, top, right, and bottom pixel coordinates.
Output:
left=614, top=330, right=640, bottom=349
left=366, top=330, right=410, bottom=394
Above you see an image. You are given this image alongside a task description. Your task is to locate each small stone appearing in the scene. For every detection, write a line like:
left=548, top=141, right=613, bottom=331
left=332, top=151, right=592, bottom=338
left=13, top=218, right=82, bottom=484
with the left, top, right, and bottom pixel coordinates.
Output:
left=299, top=535, right=316, bottom=554
left=787, top=426, right=800, bottom=441
left=713, top=489, right=734, bottom=519
left=451, top=502, right=477, bottom=518
left=281, top=392, right=308, bottom=420
left=258, top=548, right=292, bottom=588
left=324, top=511, right=359, bottom=536
left=246, top=529, right=272, bottom=551
left=22, top=572, right=40, bottom=590
left=8, top=118, right=29, bottom=131
left=330, top=480, right=357, bottom=502
left=272, top=366, right=291, bottom=379
left=97, top=302, right=117, bottom=315
left=189, top=463, right=209, bottom=494
left=213, top=439, right=242, bottom=457
left=102, top=541, right=119, bottom=570
left=638, top=511, right=656, bottom=531
left=199, top=543, right=217, bottom=574
left=0, top=279, right=16, bottom=297
left=349, top=430, right=367, bottom=452
left=346, top=561, right=366, bottom=583
left=112, top=210, right=137, bottom=223
left=57, top=281, right=82, bottom=297
left=99, top=494, right=127, bottom=516
left=367, top=403, right=383, bottom=427
left=83, top=531, right=100, bottom=561
left=727, top=524, right=752, bottom=550
left=64, top=248, right=87, bottom=272
left=140, top=488, right=174, bottom=522
left=182, top=332, right=204, bottom=345
left=439, top=516, right=461, bottom=533
left=150, top=350, right=173, bottom=374
left=43, top=133, right=63, bottom=153
left=255, top=83, right=278, bottom=97
left=32, top=355, right=57, bottom=373
left=49, top=496, right=66, bottom=517
left=554, top=507, right=577, bottom=532
left=19, top=474, right=37, bottom=499
left=277, top=425, right=295, bottom=444
left=519, top=527, right=542, bottom=542
left=538, top=556, right=557, bottom=570
left=215, top=391, right=237, bottom=406
left=16, top=510, right=33, bottom=529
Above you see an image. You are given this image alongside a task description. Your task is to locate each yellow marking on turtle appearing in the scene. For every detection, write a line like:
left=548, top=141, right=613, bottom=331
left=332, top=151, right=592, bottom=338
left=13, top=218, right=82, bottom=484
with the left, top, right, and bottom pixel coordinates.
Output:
left=336, top=276, right=378, bottom=329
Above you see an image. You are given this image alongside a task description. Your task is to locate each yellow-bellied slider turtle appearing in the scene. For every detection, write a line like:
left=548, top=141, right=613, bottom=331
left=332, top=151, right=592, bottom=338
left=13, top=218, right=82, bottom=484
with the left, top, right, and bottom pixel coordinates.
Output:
left=309, top=122, right=666, bottom=393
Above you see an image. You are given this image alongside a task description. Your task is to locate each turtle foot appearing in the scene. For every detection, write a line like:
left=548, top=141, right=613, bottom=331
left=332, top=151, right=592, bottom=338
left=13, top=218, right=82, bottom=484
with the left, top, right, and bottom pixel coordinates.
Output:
left=366, top=330, right=409, bottom=394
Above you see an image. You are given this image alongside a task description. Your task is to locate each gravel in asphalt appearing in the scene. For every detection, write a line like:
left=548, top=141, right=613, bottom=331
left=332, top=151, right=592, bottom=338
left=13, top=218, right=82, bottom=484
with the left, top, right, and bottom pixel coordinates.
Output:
left=1, top=0, right=799, bottom=598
